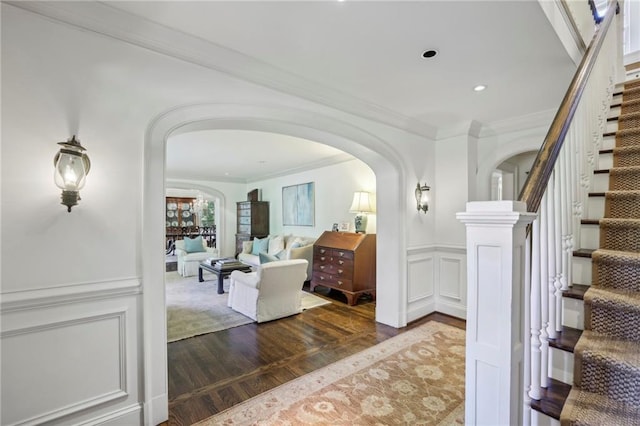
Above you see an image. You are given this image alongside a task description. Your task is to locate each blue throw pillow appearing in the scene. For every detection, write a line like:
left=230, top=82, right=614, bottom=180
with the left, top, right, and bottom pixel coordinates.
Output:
left=183, top=236, right=205, bottom=253
left=259, top=252, right=279, bottom=264
left=251, top=236, right=270, bottom=255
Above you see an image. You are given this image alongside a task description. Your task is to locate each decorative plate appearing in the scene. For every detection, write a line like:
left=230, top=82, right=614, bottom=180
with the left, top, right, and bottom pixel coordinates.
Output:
left=167, top=203, right=177, bottom=210
left=166, top=221, right=171, bottom=227
left=186, top=221, right=193, bottom=226
left=181, top=203, right=191, bottom=210
left=171, top=221, right=178, bottom=227
left=167, top=211, right=175, bottom=218
left=182, top=211, right=191, bottom=218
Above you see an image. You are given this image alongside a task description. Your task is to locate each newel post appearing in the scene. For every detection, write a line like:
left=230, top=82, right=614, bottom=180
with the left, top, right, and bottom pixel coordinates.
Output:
left=456, top=201, right=536, bottom=425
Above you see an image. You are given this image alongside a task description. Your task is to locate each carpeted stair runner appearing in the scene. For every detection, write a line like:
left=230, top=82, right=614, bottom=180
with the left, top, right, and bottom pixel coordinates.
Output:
left=604, top=191, right=640, bottom=218
left=560, top=80, right=640, bottom=425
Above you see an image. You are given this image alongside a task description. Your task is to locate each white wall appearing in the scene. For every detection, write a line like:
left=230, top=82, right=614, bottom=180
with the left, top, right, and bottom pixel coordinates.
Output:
left=254, top=159, right=376, bottom=237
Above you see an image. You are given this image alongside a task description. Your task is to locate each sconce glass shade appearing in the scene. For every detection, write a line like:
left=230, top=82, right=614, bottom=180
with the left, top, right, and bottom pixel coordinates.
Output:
left=349, top=191, right=374, bottom=233
left=415, top=182, right=430, bottom=213
left=54, top=135, right=90, bottom=212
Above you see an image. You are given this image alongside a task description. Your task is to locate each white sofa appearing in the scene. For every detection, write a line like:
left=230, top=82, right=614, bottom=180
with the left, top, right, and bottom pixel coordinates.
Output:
left=228, top=259, right=309, bottom=322
left=237, top=235, right=316, bottom=280
left=175, top=237, right=219, bottom=277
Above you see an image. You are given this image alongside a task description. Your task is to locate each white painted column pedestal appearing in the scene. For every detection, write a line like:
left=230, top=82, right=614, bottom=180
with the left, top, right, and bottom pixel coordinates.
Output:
left=456, top=201, right=536, bottom=426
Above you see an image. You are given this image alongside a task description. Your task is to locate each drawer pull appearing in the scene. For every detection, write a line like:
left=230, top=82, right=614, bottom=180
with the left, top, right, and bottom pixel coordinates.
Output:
left=337, top=281, right=343, bottom=286
left=320, top=249, right=326, bottom=254
left=337, top=269, right=343, bottom=274
left=338, top=251, right=345, bottom=257
left=320, top=276, right=325, bottom=280
left=320, top=265, right=325, bottom=270
left=320, top=256, right=326, bottom=261
left=338, top=260, right=344, bottom=265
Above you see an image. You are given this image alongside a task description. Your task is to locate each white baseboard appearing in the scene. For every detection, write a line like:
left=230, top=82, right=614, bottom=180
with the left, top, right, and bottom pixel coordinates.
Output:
left=79, top=404, right=142, bottom=426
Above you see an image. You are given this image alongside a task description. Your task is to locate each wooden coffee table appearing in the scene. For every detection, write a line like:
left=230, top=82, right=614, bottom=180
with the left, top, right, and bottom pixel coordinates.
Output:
left=198, top=261, right=252, bottom=294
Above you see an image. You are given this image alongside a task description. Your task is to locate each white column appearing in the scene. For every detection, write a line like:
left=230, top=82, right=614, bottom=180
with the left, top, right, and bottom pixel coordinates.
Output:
left=457, top=201, right=536, bottom=426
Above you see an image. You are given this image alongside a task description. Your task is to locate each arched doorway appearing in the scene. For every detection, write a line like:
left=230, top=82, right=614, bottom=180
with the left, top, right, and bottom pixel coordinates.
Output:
left=142, top=103, right=407, bottom=424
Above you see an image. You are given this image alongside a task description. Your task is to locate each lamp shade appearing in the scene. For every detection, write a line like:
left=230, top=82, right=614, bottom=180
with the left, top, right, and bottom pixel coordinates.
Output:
left=349, top=191, right=374, bottom=213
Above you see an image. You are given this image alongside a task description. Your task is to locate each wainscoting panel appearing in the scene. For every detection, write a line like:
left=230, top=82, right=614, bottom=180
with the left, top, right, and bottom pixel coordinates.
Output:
left=1, top=279, right=142, bottom=426
left=406, top=246, right=467, bottom=322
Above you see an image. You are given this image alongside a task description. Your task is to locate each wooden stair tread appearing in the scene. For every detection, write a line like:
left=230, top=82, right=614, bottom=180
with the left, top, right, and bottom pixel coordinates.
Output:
left=589, top=192, right=606, bottom=197
left=581, top=219, right=599, bottom=225
left=573, top=248, right=595, bottom=258
left=563, top=284, right=589, bottom=300
left=611, top=102, right=622, bottom=108
left=607, top=116, right=619, bottom=122
left=604, top=131, right=616, bottom=137
left=600, top=148, right=614, bottom=154
left=594, top=169, right=610, bottom=174
left=530, top=378, right=572, bottom=420
left=549, top=326, right=582, bottom=353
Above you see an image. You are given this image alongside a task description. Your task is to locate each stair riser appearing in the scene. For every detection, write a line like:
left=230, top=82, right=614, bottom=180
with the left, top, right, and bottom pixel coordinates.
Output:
left=585, top=302, right=640, bottom=341
left=572, top=256, right=592, bottom=286
left=580, top=225, right=599, bottom=250
left=591, top=173, right=609, bottom=192
left=600, top=225, right=640, bottom=252
left=587, top=196, right=605, bottom=219
left=592, top=257, right=640, bottom=291
left=575, top=353, right=640, bottom=405
left=599, top=152, right=613, bottom=169
left=602, top=135, right=615, bottom=150
left=563, top=298, right=585, bottom=329
left=550, top=347, right=575, bottom=384
left=605, top=195, right=640, bottom=218
left=531, top=409, right=561, bottom=426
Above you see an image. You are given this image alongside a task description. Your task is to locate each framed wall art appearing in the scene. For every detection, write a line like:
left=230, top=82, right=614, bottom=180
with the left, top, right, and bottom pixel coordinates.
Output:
left=282, top=182, right=315, bottom=226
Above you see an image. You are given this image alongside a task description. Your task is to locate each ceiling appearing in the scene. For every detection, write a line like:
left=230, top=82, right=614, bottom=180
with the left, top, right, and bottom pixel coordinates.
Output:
left=48, top=1, right=579, bottom=182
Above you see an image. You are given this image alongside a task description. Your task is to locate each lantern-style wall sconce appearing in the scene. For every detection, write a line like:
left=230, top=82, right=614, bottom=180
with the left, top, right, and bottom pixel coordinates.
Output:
left=415, top=182, right=430, bottom=213
left=54, top=135, right=90, bottom=212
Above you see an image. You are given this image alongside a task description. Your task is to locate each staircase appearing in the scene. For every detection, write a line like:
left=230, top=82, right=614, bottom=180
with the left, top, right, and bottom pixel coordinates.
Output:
left=532, top=78, right=640, bottom=424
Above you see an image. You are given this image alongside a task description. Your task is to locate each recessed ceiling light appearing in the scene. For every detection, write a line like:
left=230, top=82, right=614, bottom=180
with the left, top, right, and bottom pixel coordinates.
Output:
left=474, top=85, right=487, bottom=92
left=422, top=49, right=438, bottom=59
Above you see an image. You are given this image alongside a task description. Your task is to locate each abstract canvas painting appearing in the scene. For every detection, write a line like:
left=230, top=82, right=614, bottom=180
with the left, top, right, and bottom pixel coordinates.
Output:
left=282, top=182, right=314, bottom=226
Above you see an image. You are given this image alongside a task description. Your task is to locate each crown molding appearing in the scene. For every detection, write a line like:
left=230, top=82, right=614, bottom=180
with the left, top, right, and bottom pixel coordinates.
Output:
left=477, top=108, right=556, bottom=138
left=7, top=1, right=439, bottom=140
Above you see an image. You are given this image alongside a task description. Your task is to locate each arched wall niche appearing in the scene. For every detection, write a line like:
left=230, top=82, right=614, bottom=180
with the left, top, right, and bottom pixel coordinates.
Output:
left=142, top=103, right=408, bottom=423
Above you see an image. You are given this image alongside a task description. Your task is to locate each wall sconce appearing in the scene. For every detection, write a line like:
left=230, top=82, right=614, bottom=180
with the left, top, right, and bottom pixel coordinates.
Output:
left=349, top=191, right=374, bottom=233
left=54, top=135, right=90, bottom=212
left=415, top=182, right=430, bottom=213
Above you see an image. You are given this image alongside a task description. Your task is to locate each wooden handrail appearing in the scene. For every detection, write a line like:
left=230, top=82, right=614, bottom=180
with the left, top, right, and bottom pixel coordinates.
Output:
left=518, top=0, right=618, bottom=213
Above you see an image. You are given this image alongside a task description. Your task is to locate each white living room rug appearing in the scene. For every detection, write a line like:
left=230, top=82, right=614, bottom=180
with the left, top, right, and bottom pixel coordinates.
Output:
left=166, top=271, right=330, bottom=342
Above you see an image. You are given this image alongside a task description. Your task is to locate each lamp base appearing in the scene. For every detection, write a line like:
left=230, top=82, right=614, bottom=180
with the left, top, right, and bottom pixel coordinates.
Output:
left=61, top=190, right=80, bottom=213
left=354, top=214, right=368, bottom=233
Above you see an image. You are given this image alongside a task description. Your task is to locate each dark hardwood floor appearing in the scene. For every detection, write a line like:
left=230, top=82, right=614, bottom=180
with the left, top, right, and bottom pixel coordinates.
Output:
left=166, top=284, right=466, bottom=426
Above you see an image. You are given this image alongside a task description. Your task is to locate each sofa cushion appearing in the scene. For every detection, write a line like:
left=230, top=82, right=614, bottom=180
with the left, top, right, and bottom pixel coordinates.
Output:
left=252, top=236, right=270, bottom=255
left=268, top=235, right=284, bottom=256
left=259, top=252, right=279, bottom=264
left=183, top=236, right=206, bottom=253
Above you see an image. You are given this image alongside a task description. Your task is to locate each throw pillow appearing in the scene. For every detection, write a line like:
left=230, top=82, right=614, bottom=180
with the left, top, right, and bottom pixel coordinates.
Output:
left=268, top=235, right=285, bottom=256
left=289, top=241, right=302, bottom=249
left=276, top=250, right=288, bottom=260
left=259, top=252, right=279, bottom=264
left=183, top=236, right=205, bottom=253
left=251, top=236, right=270, bottom=255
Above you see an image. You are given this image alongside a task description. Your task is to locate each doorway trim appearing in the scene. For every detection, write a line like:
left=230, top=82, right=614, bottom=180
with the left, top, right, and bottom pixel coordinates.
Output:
left=142, top=103, right=407, bottom=425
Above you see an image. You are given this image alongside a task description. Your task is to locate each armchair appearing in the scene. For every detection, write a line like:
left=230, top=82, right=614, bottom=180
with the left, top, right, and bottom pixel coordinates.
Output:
left=227, top=259, right=309, bottom=323
left=175, top=237, right=219, bottom=277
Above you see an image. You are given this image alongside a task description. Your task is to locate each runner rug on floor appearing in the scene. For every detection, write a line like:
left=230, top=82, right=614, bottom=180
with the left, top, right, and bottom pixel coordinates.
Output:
left=195, top=321, right=465, bottom=425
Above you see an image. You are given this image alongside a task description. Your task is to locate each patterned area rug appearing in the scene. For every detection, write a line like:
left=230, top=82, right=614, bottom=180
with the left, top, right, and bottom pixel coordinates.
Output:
left=167, top=271, right=331, bottom=342
left=195, top=321, right=465, bottom=425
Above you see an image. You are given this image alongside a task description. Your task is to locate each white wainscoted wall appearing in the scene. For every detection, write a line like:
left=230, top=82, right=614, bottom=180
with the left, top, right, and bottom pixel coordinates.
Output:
left=1, top=280, right=143, bottom=426
left=407, top=245, right=467, bottom=322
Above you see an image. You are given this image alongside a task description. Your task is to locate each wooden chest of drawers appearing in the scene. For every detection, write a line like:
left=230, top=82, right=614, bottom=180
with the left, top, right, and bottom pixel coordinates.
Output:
left=310, top=231, right=376, bottom=305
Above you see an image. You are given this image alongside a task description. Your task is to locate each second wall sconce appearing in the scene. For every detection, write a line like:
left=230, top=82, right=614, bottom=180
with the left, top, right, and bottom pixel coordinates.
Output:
left=415, top=182, right=430, bottom=213
left=54, top=135, right=91, bottom=212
